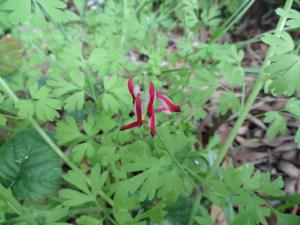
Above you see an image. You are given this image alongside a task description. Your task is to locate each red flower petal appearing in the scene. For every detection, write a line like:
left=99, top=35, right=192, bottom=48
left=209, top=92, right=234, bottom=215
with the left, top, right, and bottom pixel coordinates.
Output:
left=128, top=79, right=135, bottom=103
left=156, top=92, right=181, bottom=112
left=136, top=93, right=143, bottom=126
left=120, top=120, right=140, bottom=131
left=150, top=110, right=156, bottom=137
left=147, top=82, right=155, bottom=118
left=156, top=106, right=171, bottom=114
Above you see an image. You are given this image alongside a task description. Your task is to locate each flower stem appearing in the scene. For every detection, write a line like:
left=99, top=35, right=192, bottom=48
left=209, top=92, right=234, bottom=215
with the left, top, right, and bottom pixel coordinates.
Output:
left=0, top=77, right=114, bottom=207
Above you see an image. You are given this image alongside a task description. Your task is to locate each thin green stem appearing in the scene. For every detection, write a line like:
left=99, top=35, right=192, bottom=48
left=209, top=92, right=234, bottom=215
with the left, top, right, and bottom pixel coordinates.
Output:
left=211, top=0, right=256, bottom=42
left=0, top=77, right=114, bottom=207
left=0, top=113, right=20, bottom=120
left=156, top=134, right=198, bottom=189
left=204, top=0, right=294, bottom=186
left=188, top=192, right=202, bottom=225
left=235, top=26, right=299, bottom=47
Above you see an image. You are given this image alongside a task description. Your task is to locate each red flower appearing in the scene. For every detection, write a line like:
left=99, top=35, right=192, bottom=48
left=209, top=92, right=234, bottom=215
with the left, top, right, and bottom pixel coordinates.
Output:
left=120, top=79, right=181, bottom=136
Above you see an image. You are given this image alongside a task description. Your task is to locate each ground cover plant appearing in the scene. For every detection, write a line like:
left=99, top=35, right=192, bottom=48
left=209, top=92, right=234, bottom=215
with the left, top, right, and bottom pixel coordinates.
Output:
left=0, top=0, right=300, bottom=224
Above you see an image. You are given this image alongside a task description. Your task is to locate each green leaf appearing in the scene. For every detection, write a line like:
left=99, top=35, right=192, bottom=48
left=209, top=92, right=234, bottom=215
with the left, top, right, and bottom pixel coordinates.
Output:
left=16, top=84, right=63, bottom=122
left=5, top=0, right=31, bottom=24
left=15, top=100, right=34, bottom=118
left=63, top=169, right=90, bottom=194
left=284, top=98, right=300, bottom=117
left=6, top=0, right=79, bottom=24
left=102, top=93, right=119, bottom=112
left=264, top=111, right=287, bottom=139
left=64, top=91, right=85, bottom=111
left=276, top=8, right=300, bottom=29
left=0, top=129, right=62, bottom=200
left=56, top=116, right=84, bottom=145
left=90, top=164, right=108, bottom=197
left=257, top=174, right=284, bottom=196
left=267, top=55, right=300, bottom=96
left=219, top=62, right=245, bottom=86
left=217, top=92, right=240, bottom=115
left=59, top=189, right=94, bottom=207
left=72, top=142, right=95, bottom=162
left=262, top=32, right=294, bottom=55
left=276, top=212, right=300, bottom=225
left=164, top=196, right=193, bottom=225
left=74, top=0, right=85, bottom=15
left=48, top=73, right=86, bottom=112
left=0, top=36, right=22, bottom=76
left=45, top=206, right=69, bottom=225
left=76, top=216, right=102, bottom=225
left=113, top=190, right=140, bottom=225
left=195, top=206, right=216, bottom=225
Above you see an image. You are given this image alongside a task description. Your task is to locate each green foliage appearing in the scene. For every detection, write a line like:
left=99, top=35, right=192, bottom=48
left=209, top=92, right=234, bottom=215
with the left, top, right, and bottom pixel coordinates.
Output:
left=16, top=83, right=62, bottom=122
left=0, top=129, right=62, bottom=200
left=0, top=0, right=299, bottom=224
left=5, top=0, right=79, bottom=25
left=206, top=164, right=284, bottom=225
left=264, top=111, right=287, bottom=139
left=262, top=10, right=300, bottom=96
left=217, top=92, right=240, bottom=115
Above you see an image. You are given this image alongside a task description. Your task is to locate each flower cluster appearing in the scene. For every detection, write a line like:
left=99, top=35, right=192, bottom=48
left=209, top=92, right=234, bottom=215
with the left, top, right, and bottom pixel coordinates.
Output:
left=120, top=79, right=181, bottom=136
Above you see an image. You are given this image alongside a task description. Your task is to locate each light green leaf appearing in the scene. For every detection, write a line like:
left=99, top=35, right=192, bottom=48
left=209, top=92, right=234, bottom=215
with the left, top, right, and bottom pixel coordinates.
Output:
left=74, top=0, right=86, bottom=15
left=262, top=32, right=294, bottom=55
left=76, top=216, right=102, bottom=225
left=72, top=142, right=95, bottom=162
left=45, top=206, right=69, bottom=225
left=64, top=91, right=85, bottom=111
left=102, top=93, right=118, bottom=112
left=59, top=189, right=93, bottom=206
left=15, top=100, right=34, bottom=118
left=264, top=111, right=287, bottom=139
left=56, top=116, right=84, bottom=144
left=276, top=212, right=300, bottom=225
left=284, top=98, right=300, bottom=117
left=217, top=92, right=240, bottom=115
left=63, top=169, right=90, bottom=194
left=90, top=164, right=108, bottom=197
left=5, top=0, right=31, bottom=24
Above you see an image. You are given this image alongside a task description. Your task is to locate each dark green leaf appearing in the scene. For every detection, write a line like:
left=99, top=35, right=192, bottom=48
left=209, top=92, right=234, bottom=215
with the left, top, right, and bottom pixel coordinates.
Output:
left=0, top=129, right=62, bottom=200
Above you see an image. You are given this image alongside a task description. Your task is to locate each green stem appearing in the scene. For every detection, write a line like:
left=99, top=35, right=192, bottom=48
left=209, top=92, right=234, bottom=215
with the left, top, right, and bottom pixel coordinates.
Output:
left=187, top=192, right=202, bottom=225
left=211, top=0, right=256, bottom=42
left=204, top=0, right=294, bottom=186
left=0, top=77, right=114, bottom=207
left=157, top=134, right=198, bottom=189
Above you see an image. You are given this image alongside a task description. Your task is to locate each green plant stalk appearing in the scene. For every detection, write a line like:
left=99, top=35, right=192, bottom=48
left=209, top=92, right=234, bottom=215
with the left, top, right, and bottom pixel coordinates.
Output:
left=187, top=192, right=202, bottom=225
left=157, top=134, right=198, bottom=189
left=204, top=0, right=294, bottom=188
left=0, top=77, right=114, bottom=207
left=211, top=0, right=256, bottom=42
